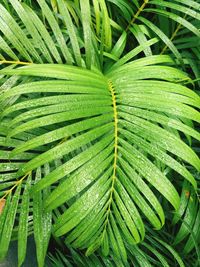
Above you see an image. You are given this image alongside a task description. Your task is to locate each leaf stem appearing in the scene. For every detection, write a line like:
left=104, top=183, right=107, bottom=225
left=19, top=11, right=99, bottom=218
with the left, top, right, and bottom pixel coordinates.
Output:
left=160, top=13, right=187, bottom=55
left=0, top=171, right=31, bottom=203
left=101, top=80, right=118, bottom=239
left=0, top=60, right=33, bottom=65
left=126, top=0, right=149, bottom=31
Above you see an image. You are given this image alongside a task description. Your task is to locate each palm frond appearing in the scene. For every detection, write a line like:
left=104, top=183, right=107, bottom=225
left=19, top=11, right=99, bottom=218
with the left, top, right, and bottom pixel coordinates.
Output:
left=0, top=53, right=199, bottom=263
left=0, top=0, right=199, bottom=266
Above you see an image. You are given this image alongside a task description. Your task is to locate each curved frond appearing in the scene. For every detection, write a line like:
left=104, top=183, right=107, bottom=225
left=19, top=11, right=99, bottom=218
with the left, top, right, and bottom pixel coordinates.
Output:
left=0, top=56, right=199, bottom=262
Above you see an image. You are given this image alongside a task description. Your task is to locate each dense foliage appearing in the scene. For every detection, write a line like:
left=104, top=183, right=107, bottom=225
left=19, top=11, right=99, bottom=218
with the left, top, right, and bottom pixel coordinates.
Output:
left=0, top=0, right=200, bottom=266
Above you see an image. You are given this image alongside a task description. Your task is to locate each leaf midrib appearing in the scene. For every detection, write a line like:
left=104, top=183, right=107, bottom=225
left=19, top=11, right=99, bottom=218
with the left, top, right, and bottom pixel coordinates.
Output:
left=101, top=79, right=118, bottom=239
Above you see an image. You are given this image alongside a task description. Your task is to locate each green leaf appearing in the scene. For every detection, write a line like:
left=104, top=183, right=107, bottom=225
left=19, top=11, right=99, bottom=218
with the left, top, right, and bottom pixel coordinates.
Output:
left=145, top=8, right=200, bottom=37
left=57, top=0, right=82, bottom=66
left=37, top=0, right=73, bottom=64
left=18, top=174, right=32, bottom=267
left=0, top=4, right=42, bottom=63
left=0, top=184, right=21, bottom=261
left=80, top=0, right=92, bottom=68
left=33, top=166, right=52, bottom=267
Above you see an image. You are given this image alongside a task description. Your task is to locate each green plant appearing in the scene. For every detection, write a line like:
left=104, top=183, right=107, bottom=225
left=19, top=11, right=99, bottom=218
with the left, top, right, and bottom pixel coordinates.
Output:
left=0, top=0, right=200, bottom=266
